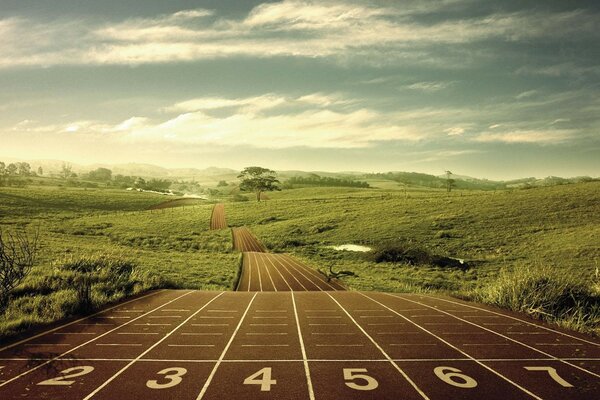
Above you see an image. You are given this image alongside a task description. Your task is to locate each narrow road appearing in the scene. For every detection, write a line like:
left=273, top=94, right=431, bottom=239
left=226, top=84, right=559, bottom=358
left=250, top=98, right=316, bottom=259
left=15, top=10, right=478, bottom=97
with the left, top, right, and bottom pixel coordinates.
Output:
left=210, top=204, right=227, bottom=230
left=1, top=290, right=598, bottom=399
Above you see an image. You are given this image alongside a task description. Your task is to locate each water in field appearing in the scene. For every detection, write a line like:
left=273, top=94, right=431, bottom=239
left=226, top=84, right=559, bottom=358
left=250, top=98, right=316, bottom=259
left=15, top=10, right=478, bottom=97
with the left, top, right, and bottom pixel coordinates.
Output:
left=330, top=244, right=372, bottom=252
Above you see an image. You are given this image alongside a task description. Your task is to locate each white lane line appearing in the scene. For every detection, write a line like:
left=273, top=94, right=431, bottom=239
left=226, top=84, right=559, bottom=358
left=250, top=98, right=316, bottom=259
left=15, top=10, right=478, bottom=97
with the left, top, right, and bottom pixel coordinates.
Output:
left=256, top=310, right=288, bottom=313
left=367, top=323, right=406, bottom=326
left=505, top=332, right=549, bottom=335
left=362, top=293, right=546, bottom=399
left=117, top=332, right=159, bottom=335
left=311, top=333, right=356, bottom=335
left=309, top=323, right=346, bottom=326
left=258, top=253, right=278, bottom=292
left=535, top=343, right=584, bottom=346
left=53, top=332, right=96, bottom=335
left=197, top=316, right=234, bottom=319
left=149, top=316, right=181, bottom=318
left=292, top=291, right=316, bottom=400
left=245, top=333, right=288, bottom=336
left=325, top=293, right=430, bottom=400
left=96, top=344, right=143, bottom=347
left=82, top=292, right=224, bottom=400
left=168, top=344, right=215, bottom=347
left=0, top=291, right=192, bottom=389
left=305, top=310, right=338, bottom=312
left=246, top=252, right=252, bottom=292
left=421, top=294, right=600, bottom=347
left=359, top=315, right=394, bottom=318
left=207, top=310, right=238, bottom=313
left=114, top=310, right=145, bottom=313
left=461, top=343, right=510, bottom=346
left=274, top=253, right=310, bottom=291
left=162, top=309, right=190, bottom=312
left=134, top=323, right=172, bottom=326
left=0, top=290, right=164, bottom=353
left=263, top=252, right=294, bottom=291
left=241, top=344, right=289, bottom=347
left=250, top=323, right=288, bottom=326
left=389, top=293, right=600, bottom=380
left=252, top=316, right=288, bottom=319
left=276, top=254, right=325, bottom=291
left=196, top=293, right=258, bottom=400
left=77, top=324, right=113, bottom=326
left=192, top=324, right=229, bottom=327
left=182, top=333, right=223, bottom=336
left=24, top=344, right=71, bottom=347
left=389, top=344, right=438, bottom=346
left=254, top=252, right=264, bottom=292
left=283, top=254, right=340, bottom=291
left=101, top=316, right=131, bottom=319
left=316, top=344, right=364, bottom=347
left=306, top=316, right=342, bottom=319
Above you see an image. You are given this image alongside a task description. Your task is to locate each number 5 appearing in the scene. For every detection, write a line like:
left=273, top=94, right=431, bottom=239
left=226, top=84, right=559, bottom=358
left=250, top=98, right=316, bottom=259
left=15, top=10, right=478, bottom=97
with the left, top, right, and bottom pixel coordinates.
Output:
left=343, top=368, right=379, bottom=391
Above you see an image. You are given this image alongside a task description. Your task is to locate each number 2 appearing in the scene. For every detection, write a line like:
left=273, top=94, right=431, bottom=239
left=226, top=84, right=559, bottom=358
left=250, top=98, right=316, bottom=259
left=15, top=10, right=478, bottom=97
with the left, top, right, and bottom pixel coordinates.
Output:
left=343, top=368, right=379, bottom=391
left=37, top=366, right=95, bottom=386
left=524, top=366, right=573, bottom=387
left=244, top=367, right=277, bottom=391
left=146, top=367, right=188, bottom=389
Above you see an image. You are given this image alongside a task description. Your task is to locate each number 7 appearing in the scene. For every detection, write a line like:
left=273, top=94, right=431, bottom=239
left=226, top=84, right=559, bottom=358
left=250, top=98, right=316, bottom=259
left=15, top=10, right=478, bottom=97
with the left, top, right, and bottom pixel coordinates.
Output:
left=524, top=366, right=573, bottom=387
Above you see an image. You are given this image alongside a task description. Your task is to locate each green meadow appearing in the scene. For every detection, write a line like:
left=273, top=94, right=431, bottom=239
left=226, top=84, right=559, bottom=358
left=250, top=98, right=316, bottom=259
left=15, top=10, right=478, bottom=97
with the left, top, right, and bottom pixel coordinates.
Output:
left=1, top=180, right=599, bottom=338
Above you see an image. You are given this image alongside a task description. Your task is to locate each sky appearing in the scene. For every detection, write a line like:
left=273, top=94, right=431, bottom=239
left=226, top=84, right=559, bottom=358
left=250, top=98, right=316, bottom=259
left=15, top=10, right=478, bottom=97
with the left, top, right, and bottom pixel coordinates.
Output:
left=1, top=0, right=599, bottom=179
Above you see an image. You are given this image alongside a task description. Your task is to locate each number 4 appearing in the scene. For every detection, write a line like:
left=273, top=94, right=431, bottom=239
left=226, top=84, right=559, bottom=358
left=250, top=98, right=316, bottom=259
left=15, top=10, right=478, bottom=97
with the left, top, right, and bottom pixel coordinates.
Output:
left=244, top=367, right=277, bottom=391
left=524, top=366, right=573, bottom=387
left=343, top=368, right=379, bottom=391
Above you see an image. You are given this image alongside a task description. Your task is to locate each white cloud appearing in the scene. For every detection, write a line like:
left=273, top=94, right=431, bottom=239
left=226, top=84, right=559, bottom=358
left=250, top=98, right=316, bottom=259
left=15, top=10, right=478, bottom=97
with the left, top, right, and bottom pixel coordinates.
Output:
left=406, top=81, right=454, bottom=92
left=474, top=129, right=573, bottom=144
left=445, top=127, right=465, bottom=136
left=515, top=90, right=537, bottom=99
left=0, top=2, right=597, bottom=67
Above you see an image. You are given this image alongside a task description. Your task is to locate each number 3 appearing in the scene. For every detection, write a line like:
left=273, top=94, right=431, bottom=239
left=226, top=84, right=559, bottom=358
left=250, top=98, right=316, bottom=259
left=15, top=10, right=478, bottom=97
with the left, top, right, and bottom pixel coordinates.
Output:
left=146, top=367, right=187, bottom=389
left=343, top=368, right=379, bottom=391
left=434, top=366, right=477, bottom=388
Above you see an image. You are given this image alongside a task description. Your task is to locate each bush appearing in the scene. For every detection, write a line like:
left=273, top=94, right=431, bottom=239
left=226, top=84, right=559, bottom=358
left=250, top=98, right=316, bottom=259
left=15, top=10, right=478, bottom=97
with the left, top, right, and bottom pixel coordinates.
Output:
left=58, top=255, right=138, bottom=312
left=0, top=229, right=39, bottom=311
left=472, top=264, right=600, bottom=335
left=371, top=242, right=432, bottom=264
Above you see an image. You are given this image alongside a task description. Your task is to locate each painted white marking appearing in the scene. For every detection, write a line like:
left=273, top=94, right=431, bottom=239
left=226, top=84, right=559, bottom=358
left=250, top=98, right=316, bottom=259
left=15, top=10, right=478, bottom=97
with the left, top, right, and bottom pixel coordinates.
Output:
left=207, top=310, right=237, bottom=313
left=134, top=323, right=171, bottom=326
left=77, top=324, right=113, bottom=326
left=326, top=293, right=430, bottom=400
left=311, top=333, right=356, bottom=335
left=37, top=366, right=95, bottom=386
left=196, top=293, right=258, bottom=400
left=114, top=310, right=145, bottom=313
left=367, top=323, right=405, bottom=326
left=344, top=368, right=379, bottom=391
left=309, top=323, right=346, bottom=326
left=147, top=367, right=187, bottom=390
left=389, top=344, right=437, bottom=346
left=252, top=316, right=288, bottom=319
left=250, top=323, right=288, bottom=326
left=292, top=292, right=316, bottom=400
left=181, top=333, right=223, bottom=336
left=81, top=292, right=224, bottom=400
left=316, top=344, right=364, bottom=347
left=389, top=293, right=600, bottom=380
left=461, top=343, right=510, bottom=346
left=421, top=294, right=600, bottom=347
left=361, top=293, right=542, bottom=399
left=197, top=316, right=234, bottom=319
left=96, top=344, right=143, bottom=347
left=0, top=290, right=164, bottom=354
left=53, top=332, right=96, bottom=335
left=102, top=316, right=131, bottom=319
left=161, top=309, right=190, bottom=312
left=245, top=333, right=288, bottom=336
left=117, top=332, right=159, bottom=335
left=149, top=316, right=181, bottom=318
left=244, top=367, right=277, bottom=392
left=535, top=343, right=584, bottom=346
left=168, top=344, right=215, bottom=347
left=241, top=344, right=290, bottom=347
left=192, top=323, right=229, bottom=326
left=25, top=344, right=71, bottom=347
left=256, top=310, right=287, bottom=313
left=359, top=315, right=394, bottom=318
left=307, top=316, right=342, bottom=319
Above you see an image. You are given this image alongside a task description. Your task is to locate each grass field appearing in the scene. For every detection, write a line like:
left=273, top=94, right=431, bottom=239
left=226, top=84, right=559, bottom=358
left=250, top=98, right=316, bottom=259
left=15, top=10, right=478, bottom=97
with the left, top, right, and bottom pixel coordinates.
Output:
left=1, top=181, right=599, bottom=338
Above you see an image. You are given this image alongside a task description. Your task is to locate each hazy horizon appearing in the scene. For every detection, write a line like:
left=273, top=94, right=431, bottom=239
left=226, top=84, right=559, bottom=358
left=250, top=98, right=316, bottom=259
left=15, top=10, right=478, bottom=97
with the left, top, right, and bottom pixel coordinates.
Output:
left=2, top=0, right=599, bottom=180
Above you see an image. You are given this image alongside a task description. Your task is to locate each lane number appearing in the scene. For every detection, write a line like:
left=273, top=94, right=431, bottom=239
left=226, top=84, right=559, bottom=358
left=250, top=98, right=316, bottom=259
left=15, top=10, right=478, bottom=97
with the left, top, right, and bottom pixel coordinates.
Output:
left=37, top=366, right=95, bottom=386
left=343, top=368, right=379, bottom=391
left=146, top=367, right=188, bottom=390
left=434, top=366, right=477, bottom=388
left=524, top=366, right=573, bottom=387
left=244, top=367, right=277, bottom=391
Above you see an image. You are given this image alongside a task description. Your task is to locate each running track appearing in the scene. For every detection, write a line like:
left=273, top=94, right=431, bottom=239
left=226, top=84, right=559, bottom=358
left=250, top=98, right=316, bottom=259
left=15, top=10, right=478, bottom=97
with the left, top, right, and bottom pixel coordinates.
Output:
left=209, top=204, right=227, bottom=230
left=236, top=252, right=345, bottom=292
left=0, top=290, right=598, bottom=399
left=232, top=227, right=267, bottom=253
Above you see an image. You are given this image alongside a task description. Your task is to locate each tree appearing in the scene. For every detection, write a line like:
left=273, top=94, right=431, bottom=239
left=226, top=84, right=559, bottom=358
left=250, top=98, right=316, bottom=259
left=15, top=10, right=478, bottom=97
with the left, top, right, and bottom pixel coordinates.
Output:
left=445, top=170, right=456, bottom=193
left=0, top=162, right=5, bottom=186
left=87, top=167, right=112, bottom=181
left=238, top=166, right=280, bottom=202
left=6, top=163, right=17, bottom=176
left=16, top=162, right=31, bottom=176
left=60, top=163, right=73, bottom=180
left=217, top=180, right=229, bottom=187
left=37, top=166, right=43, bottom=176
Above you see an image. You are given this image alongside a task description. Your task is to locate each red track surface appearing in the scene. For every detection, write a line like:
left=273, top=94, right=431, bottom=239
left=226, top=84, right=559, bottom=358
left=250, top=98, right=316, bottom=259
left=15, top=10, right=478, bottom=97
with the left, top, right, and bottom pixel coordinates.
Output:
left=1, top=290, right=598, bottom=399
left=209, top=204, right=227, bottom=230
left=236, top=252, right=345, bottom=292
left=232, top=227, right=267, bottom=253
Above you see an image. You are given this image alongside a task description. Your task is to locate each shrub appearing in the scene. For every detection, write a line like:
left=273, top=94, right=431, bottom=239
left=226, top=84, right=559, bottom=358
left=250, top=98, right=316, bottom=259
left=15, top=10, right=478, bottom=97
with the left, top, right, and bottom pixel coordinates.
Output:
left=0, top=229, right=39, bottom=311
left=472, top=264, right=600, bottom=335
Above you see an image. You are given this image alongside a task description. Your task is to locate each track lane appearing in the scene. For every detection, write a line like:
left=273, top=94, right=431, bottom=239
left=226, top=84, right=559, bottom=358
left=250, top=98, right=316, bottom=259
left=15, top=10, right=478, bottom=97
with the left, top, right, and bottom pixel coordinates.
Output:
left=209, top=204, right=227, bottom=230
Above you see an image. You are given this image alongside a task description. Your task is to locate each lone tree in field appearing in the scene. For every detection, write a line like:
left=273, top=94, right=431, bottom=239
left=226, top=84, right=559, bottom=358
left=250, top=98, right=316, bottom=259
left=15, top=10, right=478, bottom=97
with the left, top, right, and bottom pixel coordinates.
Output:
left=238, top=166, right=280, bottom=202
left=445, top=170, right=456, bottom=193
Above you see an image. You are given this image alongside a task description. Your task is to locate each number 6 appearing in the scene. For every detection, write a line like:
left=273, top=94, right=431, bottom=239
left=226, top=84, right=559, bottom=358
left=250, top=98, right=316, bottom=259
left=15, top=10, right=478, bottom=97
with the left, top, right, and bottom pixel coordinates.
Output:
left=434, top=366, right=477, bottom=388
left=343, top=368, right=379, bottom=391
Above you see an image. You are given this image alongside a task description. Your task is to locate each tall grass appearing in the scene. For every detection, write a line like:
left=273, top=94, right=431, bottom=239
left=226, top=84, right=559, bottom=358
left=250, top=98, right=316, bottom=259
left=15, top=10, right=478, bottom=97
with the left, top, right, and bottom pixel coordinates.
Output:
left=470, top=263, right=600, bottom=335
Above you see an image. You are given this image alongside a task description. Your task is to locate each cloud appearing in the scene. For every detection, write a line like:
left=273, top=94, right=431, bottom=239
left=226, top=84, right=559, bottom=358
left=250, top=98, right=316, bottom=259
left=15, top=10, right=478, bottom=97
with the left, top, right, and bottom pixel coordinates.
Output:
left=406, top=81, right=453, bottom=92
left=474, top=129, right=573, bottom=144
left=515, top=90, right=537, bottom=99
left=0, top=1, right=598, bottom=67
left=445, top=127, right=465, bottom=136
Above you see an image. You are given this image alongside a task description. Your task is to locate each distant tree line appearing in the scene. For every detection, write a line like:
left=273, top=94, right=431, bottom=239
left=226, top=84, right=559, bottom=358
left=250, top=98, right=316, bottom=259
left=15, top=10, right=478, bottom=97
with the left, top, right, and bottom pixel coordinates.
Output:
left=0, top=161, right=39, bottom=186
left=285, top=174, right=370, bottom=188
